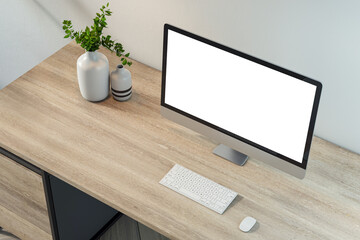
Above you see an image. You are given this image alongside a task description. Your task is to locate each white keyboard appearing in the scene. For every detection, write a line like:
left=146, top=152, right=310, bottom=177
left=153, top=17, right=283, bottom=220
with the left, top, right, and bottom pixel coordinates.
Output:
left=159, top=164, right=238, bottom=214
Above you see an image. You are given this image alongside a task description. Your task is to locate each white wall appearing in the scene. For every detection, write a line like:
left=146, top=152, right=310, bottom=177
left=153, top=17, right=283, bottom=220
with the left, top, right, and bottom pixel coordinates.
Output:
left=1, top=0, right=359, bottom=154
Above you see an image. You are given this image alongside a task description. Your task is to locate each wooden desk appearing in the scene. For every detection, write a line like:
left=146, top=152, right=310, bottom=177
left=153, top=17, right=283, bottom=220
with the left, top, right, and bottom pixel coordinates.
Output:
left=0, top=42, right=359, bottom=240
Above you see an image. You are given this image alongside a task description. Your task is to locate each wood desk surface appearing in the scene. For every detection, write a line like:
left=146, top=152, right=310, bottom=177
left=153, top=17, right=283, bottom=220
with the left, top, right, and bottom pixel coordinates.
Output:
left=0, top=42, right=359, bottom=240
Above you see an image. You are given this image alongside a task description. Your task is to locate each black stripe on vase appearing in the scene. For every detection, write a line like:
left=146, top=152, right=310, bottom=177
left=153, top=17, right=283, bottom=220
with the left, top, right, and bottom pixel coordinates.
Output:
left=111, top=86, right=132, bottom=94
left=112, top=91, right=132, bottom=98
left=112, top=90, right=131, bottom=97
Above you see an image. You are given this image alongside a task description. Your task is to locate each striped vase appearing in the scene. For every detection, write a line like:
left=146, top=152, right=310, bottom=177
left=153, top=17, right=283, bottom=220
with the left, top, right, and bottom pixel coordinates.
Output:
left=110, top=65, right=132, bottom=101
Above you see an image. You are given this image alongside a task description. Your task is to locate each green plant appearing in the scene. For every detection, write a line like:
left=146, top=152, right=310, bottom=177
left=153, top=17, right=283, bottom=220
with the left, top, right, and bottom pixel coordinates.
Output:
left=62, top=2, right=132, bottom=66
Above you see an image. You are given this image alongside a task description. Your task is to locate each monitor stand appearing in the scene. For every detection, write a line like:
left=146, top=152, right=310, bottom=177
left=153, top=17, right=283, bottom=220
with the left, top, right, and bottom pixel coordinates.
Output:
left=213, top=144, right=249, bottom=166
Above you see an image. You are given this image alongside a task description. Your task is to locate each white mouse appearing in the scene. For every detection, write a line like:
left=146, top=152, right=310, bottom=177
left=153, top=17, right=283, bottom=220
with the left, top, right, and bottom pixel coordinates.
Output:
left=239, top=216, right=257, bottom=232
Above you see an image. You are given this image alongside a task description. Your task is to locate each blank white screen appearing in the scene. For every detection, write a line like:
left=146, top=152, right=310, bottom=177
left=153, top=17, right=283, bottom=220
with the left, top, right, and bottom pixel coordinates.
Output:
left=165, top=30, right=317, bottom=163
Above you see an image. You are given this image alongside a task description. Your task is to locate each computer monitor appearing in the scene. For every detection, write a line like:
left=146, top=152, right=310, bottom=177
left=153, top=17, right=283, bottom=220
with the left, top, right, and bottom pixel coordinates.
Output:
left=161, top=24, right=322, bottom=179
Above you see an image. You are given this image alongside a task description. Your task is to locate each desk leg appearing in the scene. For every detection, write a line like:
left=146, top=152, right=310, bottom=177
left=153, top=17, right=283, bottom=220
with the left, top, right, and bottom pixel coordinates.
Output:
left=43, top=173, right=121, bottom=240
left=43, top=172, right=60, bottom=240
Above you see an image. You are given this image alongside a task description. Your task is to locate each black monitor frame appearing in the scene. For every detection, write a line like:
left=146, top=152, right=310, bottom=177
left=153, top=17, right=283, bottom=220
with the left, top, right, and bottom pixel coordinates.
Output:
left=161, top=23, right=322, bottom=170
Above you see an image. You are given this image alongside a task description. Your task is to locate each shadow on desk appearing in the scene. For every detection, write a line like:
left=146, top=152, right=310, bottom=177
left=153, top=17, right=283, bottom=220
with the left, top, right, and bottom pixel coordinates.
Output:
left=0, top=227, right=19, bottom=240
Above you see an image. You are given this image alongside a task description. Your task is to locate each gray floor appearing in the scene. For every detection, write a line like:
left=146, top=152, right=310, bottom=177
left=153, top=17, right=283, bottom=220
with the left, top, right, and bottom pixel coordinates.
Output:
left=100, top=215, right=169, bottom=240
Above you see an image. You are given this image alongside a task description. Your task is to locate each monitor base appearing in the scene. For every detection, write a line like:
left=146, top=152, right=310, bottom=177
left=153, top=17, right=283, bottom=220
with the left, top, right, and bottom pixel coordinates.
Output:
left=213, top=144, right=249, bottom=166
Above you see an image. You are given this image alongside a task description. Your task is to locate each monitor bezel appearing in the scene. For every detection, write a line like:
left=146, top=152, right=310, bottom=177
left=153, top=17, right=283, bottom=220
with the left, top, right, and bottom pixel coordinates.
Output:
left=161, top=23, right=322, bottom=170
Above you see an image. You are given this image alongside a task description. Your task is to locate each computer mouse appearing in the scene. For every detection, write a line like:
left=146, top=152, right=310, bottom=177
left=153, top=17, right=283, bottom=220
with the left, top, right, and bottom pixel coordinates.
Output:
left=239, top=216, right=257, bottom=232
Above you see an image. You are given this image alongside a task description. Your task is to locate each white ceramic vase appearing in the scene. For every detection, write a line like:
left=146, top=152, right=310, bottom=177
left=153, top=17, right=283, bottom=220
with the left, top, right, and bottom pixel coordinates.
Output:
left=77, top=51, right=109, bottom=101
left=110, top=65, right=132, bottom=101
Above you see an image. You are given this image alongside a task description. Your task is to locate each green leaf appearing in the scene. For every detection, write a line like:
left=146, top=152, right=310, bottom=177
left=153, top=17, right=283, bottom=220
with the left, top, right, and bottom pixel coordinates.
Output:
left=61, top=2, right=131, bottom=67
